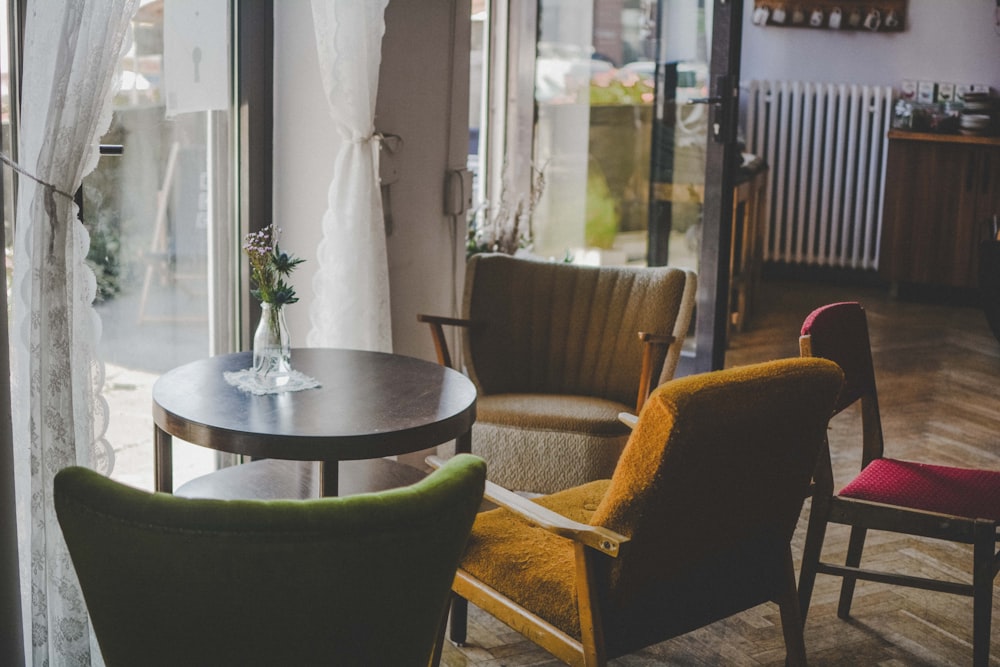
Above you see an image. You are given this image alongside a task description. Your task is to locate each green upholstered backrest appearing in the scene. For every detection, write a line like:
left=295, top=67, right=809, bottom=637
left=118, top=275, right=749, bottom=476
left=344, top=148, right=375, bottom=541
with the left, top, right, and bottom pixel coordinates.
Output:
left=462, top=253, right=687, bottom=406
left=589, top=358, right=843, bottom=646
left=54, top=454, right=486, bottom=667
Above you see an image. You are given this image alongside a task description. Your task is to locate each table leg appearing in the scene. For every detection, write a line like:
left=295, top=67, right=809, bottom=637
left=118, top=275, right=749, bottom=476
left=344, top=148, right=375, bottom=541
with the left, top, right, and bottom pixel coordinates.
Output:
left=154, top=426, right=173, bottom=493
left=456, top=428, right=472, bottom=455
left=320, top=460, right=339, bottom=497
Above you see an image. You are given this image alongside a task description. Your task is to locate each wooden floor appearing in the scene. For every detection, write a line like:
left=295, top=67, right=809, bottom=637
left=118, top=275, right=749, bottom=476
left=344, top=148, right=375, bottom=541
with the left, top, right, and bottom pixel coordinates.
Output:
left=440, top=277, right=1000, bottom=666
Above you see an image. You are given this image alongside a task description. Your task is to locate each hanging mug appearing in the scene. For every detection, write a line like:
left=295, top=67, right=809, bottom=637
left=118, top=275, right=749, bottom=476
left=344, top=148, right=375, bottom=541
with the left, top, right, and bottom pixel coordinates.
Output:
left=884, top=10, right=900, bottom=29
left=828, top=7, right=842, bottom=29
left=792, top=7, right=806, bottom=24
left=772, top=5, right=788, bottom=24
left=847, top=8, right=863, bottom=28
left=863, top=8, right=881, bottom=31
left=809, top=8, right=825, bottom=27
left=753, top=5, right=771, bottom=25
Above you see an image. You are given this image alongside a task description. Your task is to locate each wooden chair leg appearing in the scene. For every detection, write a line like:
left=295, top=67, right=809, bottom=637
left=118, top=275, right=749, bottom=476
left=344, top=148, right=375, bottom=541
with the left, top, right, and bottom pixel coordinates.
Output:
left=972, top=521, right=995, bottom=667
left=837, top=526, right=867, bottom=619
left=448, top=593, right=469, bottom=646
left=778, top=547, right=808, bottom=667
left=797, top=503, right=829, bottom=622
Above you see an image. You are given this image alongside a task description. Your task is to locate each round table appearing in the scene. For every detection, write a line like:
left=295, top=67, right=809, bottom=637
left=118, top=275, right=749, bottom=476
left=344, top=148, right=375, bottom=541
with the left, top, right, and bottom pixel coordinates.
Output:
left=153, top=348, right=477, bottom=496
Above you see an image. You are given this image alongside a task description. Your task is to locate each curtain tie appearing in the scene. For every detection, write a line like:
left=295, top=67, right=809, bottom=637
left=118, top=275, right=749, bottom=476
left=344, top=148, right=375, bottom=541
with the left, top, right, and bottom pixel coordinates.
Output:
left=0, top=152, right=78, bottom=255
left=0, top=152, right=76, bottom=202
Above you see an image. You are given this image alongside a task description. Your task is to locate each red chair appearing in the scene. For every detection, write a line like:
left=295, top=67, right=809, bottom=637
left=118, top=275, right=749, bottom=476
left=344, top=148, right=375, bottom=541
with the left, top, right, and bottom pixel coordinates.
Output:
left=797, top=301, right=1000, bottom=667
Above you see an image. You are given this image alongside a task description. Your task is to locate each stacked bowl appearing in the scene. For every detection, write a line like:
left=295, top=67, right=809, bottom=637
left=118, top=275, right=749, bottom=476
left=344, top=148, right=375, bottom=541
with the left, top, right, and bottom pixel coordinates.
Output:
left=960, top=93, right=998, bottom=136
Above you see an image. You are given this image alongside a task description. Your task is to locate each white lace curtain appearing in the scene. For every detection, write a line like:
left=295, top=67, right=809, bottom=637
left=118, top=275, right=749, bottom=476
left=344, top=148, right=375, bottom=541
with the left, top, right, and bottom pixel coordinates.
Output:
left=11, top=0, right=138, bottom=664
left=307, top=0, right=393, bottom=353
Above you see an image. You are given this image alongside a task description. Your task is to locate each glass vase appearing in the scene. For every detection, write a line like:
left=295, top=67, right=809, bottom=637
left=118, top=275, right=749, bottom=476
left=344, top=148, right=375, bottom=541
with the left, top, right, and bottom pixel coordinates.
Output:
left=253, top=302, right=291, bottom=386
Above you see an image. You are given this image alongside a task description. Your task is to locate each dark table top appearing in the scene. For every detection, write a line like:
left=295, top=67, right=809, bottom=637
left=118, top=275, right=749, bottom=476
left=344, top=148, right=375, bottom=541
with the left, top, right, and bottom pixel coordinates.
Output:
left=152, top=348, right=477, bottom=462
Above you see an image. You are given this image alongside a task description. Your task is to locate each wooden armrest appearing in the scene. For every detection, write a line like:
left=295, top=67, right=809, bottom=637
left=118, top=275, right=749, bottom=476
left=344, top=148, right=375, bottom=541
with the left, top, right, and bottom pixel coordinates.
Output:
left=426, top=456, right=628, bottom=557
left=617, top=412, right=638, bottom=430
left=636, top=331, right=676, bottom=412
left=416, top=314, right=476, bottom=368
left=416, top=314, right=474, bottom=328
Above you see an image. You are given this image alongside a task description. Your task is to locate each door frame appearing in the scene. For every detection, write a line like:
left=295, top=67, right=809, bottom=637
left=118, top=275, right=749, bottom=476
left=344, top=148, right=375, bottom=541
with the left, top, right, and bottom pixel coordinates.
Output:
left=690, top=0, right=744, bottom=372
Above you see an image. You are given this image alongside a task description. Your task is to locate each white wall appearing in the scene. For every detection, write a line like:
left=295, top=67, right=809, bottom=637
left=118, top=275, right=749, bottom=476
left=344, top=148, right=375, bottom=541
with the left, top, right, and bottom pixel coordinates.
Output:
left=741, top=0, right=1000, bottom=92
left=273, top=1, right=468, bottom=360
left=272, top=2, right=334, bottom=348
left=377, top=0, right=470, bottom=360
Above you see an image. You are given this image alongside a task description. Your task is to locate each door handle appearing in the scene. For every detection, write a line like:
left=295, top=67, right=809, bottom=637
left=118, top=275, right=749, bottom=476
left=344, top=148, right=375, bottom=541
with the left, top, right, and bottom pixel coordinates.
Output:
left=706, top=74, right=738, bottom=144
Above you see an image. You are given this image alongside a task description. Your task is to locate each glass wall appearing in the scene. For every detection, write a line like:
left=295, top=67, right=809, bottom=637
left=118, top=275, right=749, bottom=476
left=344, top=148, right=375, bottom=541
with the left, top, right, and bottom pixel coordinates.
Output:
left=82, top=0, right=235, bottom=490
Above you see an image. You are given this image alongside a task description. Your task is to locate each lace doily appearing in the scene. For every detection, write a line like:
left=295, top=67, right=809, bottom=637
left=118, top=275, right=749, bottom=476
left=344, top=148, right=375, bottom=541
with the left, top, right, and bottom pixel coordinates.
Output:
left=224, top=368, right=322, bottom=395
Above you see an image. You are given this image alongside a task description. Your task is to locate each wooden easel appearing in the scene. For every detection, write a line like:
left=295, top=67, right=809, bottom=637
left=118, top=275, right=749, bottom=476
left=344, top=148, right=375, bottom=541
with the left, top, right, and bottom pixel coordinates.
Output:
left=137, top=141, right=207, bottom=324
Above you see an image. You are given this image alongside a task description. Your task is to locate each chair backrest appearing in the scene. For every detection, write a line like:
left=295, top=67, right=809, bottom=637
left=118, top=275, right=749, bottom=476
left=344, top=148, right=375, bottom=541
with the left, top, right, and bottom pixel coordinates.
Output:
left=800, top=301, right=885, bottom=464
left=55, top=455, right=486, bottom=667
left=588, top=358, right=843, bottom=651
left=461, top=253, right=689, bottom=406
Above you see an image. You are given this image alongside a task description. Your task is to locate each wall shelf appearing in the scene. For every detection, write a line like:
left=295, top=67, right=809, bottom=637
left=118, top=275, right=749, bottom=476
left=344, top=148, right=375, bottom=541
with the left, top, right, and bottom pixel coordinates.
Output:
left=752, top=0, right=907, bottom=33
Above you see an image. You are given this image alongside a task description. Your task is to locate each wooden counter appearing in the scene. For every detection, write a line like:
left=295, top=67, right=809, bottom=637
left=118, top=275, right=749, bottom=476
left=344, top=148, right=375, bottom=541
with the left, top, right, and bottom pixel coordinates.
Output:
left=880, top=130, right=1000, bottom=288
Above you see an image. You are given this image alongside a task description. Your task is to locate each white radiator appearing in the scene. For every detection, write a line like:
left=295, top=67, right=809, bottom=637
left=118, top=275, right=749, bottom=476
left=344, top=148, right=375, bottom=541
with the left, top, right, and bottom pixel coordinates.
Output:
left=745, top=80, right=893, bottom=269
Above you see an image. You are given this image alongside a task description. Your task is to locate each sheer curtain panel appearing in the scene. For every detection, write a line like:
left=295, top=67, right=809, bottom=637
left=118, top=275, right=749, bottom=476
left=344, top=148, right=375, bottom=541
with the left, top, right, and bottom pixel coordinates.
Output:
left=307, top=0, right=392, bottom=353
left=11, top=1, right=139, bottom=664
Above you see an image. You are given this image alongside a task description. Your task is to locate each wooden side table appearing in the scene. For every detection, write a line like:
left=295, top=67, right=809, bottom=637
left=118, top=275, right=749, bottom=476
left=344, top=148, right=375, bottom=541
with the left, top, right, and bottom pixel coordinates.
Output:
left=152, top=348, right=477, bottom=496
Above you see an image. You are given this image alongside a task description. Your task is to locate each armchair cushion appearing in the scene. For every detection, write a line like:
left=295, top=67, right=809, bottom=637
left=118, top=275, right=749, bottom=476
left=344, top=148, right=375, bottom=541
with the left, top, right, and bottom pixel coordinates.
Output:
left=477, top=394, right=633, bottom=435
left=462, top=479, right=612, bottom=639
left=473, top=393, right=633, bottom=490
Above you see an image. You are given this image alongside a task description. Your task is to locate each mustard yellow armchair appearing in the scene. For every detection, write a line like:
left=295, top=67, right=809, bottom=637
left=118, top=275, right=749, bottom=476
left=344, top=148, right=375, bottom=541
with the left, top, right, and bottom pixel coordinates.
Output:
left=419, top=253, right=695, bottom=494
left=434, top=358, right=843, bottom=666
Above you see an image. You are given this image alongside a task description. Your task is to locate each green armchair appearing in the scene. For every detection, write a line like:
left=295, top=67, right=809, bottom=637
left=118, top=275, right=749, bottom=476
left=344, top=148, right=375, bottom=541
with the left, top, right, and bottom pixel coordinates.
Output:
left=54, top=454, right=486, bottom=667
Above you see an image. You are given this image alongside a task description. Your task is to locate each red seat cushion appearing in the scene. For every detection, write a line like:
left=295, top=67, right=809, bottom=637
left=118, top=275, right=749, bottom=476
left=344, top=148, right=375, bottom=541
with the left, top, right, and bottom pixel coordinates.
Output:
left=839, top=458, right=1000, bottom=521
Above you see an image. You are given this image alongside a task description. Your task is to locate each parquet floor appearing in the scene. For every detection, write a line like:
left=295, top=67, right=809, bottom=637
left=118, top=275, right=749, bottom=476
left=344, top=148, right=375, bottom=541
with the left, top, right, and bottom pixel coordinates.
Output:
left=440, top=277, right=1000, bottom=666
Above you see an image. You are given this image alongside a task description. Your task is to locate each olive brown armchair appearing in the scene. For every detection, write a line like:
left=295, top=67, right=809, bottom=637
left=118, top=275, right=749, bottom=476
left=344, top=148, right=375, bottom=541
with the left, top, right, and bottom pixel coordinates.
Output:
left=419, top=253, right=695, bottom=494
left=430, top=358, right=844, bottom=666
left=54, top=454, right=486, bottom=667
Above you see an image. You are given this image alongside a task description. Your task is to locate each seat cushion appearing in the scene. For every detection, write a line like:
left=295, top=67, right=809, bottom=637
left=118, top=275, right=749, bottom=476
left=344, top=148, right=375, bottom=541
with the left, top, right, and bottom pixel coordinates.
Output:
left=473, top=394, right=632, bottom=494
left=460, top=479, right=613, bottom=639
left=838, top=458, right=1000, bottom=521
left=477, top=393, right=633, bottom=435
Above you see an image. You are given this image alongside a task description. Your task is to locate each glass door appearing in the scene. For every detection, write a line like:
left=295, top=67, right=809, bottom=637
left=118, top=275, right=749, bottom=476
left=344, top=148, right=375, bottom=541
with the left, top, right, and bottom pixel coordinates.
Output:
left=500, top=0, right=743, bottom=372
left=652, top=0, right=743, bottom=372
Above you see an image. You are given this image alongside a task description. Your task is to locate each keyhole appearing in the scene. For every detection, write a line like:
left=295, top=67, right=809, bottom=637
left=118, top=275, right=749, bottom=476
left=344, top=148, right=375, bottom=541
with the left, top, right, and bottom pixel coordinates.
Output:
left=192, top=47, right=202, bottom=84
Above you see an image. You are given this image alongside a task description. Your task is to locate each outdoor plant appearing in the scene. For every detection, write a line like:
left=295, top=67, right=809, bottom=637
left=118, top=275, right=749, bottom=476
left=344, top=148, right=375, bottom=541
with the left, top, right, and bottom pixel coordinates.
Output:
left=467, top=162, right=546, bottom=257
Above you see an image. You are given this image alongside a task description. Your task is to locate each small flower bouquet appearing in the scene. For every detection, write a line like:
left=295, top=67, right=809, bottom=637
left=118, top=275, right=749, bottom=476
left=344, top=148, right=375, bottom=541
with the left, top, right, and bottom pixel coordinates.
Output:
left=243, top=225, right=304, bottom=382
left=244, top=224, right=305, bottom=306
